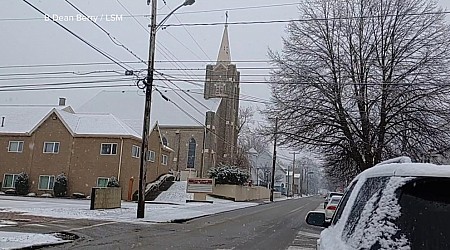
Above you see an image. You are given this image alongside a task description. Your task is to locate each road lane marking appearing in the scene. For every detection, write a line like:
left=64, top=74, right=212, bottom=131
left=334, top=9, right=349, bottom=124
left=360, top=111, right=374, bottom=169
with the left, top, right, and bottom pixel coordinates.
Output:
left=296, top=231, right=320, bottom=238
left=287, top=205, right=306, bottom=215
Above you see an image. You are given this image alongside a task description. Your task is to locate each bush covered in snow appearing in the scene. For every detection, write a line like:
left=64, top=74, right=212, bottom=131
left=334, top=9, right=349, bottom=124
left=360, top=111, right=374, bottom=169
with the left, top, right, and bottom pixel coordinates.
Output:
left=107, top=177, right=120, bottom=187
left=208, top=164, right=249, bottom=185
left=14, top=172, right=30, bottom=195
left=53, top=173, right=68, bottom=197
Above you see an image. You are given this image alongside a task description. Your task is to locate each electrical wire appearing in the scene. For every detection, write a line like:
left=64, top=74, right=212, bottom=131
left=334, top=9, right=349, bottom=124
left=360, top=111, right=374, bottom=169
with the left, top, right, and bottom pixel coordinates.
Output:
left=21, top=0, right=130, bottom=71
left=65, top=0, right=147, bottom=66
left=161, top=10, right=450, bottom=28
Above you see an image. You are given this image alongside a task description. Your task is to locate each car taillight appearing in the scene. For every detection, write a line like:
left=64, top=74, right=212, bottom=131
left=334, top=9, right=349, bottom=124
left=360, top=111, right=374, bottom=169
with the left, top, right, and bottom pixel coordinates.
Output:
left=327, top=206, right=337, bottom=210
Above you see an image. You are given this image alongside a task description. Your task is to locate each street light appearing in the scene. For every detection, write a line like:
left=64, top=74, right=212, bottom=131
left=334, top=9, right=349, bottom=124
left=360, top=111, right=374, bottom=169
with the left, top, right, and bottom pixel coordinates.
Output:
left=137, top=0, right=196, bottom=219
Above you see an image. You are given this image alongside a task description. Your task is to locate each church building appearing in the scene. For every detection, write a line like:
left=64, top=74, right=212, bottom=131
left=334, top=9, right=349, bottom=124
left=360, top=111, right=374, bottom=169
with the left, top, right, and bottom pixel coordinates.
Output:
left=78, top=24, right=241, bottom=180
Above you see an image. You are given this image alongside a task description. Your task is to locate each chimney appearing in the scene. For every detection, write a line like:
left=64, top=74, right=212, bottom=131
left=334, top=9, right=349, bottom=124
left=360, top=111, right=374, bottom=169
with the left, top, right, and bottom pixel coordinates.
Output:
left=1, top=116, right=5, bottom=127
left=59, top=97, right=66, bottom=106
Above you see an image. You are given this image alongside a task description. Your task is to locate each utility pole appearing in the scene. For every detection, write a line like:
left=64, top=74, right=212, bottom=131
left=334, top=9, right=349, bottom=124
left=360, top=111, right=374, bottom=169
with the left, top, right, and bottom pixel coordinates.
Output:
left=137, top=0, right=158, bottom=219
left=288, top=152, right=297, bottom=197
left=270, top=117, right=278, bottom=202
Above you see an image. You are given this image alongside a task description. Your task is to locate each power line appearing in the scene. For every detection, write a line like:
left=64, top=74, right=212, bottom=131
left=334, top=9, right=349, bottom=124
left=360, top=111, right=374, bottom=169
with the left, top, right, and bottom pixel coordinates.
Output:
left=64, top=0, right=147, bottom=66
left=154, top=85, right=273, bottom=104
left=1, top=2, right=302, bottom=22
left=0, top=78, right=135, bottom=90
left=0, top=70, right=123, bottom=77
left=0, top=74, right=128, bottom=82
left=113, top=0, right=209, bottom=85
left=160, top=10, right=450, bottom=28
left=167, top=4, right=212, bottom=61
left=21, top=0, right=130, bottom=71
left=154, top=87, right=241, bottom=152
left=0, top=60, right=274, bottom=69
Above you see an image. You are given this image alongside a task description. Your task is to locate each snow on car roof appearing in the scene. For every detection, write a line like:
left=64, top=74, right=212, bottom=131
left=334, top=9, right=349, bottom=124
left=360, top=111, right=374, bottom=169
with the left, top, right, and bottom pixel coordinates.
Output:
left=360, top=162, right=450, bottom=179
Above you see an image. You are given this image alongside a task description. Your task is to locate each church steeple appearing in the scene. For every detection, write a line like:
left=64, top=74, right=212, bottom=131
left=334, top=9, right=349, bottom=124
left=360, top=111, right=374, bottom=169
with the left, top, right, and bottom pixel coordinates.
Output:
left=216, top=12, right=231, bottom=65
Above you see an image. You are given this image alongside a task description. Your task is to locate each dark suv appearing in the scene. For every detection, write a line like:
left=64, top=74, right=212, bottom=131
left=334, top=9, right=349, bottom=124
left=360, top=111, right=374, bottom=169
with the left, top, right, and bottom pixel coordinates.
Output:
left=306, top=157, right=450, bottom=250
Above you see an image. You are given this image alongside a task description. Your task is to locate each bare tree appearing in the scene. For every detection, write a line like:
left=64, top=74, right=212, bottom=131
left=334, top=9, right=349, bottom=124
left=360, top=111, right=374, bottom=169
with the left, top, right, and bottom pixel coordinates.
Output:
left=266, top=0, right=450, bottom=177
left=238, top=106, right=269, bottom=154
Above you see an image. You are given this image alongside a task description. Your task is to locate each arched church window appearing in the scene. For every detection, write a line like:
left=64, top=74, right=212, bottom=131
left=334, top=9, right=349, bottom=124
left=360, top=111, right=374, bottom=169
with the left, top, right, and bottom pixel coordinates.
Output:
left=187, top=138, right=196, bottom=168
left=162, top=136, right=168, bottom=146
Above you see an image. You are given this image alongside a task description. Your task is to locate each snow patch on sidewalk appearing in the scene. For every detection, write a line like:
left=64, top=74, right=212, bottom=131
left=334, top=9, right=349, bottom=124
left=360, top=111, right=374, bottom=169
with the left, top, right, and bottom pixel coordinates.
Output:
left=0, top=232, right=70, bottom=249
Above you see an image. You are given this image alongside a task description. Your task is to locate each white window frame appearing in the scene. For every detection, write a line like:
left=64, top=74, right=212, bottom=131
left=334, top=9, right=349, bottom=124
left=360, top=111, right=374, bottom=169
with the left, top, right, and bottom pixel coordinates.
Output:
left=8, top=141, right=24, bottom=153
left=131, top=145, right=141, bottom=158
left=2, top=174, right=19, bottom=188
left=38, top=175, right=55, bottom=190
left=97, top=177, right=110, bottom=187
left=100, top=143, right=118, bottom=155
left=146, top=150, right=156, bottom=162
left=43, top=142, right=60, bottom=154
left=161, top=154, right=168, bottom=165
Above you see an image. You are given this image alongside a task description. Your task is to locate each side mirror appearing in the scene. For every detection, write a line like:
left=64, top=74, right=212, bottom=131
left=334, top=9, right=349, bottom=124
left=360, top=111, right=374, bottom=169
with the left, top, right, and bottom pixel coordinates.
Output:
left=305, top=211, right=330, bottom=228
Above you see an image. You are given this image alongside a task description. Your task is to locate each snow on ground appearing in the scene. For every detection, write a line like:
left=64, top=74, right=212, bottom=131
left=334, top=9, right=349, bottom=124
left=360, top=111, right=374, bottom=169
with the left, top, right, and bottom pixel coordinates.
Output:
left=154, top=181, right=193, bottom=203
left=0, top=181, right=261, bottom=249
left=0, top=232, right=70, bottom=250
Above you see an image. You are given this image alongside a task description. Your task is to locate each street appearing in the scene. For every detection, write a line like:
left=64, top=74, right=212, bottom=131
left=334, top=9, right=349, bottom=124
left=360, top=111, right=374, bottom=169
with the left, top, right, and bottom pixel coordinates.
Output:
left=1, top=197, right=322, bottom=250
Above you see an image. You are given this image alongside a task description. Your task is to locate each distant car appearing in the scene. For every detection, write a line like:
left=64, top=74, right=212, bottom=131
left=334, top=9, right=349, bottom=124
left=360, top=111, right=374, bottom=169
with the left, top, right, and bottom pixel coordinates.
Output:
left=305, top=156, right=450, bottom=250
left=324, top=195, right=342, bottom=220
left=323, top=192, right=343, bottom=209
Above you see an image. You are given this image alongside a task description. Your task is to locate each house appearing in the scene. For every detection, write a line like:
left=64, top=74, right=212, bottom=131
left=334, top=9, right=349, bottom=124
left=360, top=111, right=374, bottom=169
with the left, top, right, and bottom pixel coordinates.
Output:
left=0, top=101, right=171, bottom=198
left=78, top=24, right=241, bottom=178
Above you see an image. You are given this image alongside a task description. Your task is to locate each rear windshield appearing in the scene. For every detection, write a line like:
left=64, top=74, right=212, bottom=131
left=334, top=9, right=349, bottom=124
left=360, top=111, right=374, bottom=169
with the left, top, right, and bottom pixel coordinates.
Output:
left=344, top=176, right=450, bottom=250
left=329, top=196, right=342, bottom=204
left=395, top=177, right=450, bottom=249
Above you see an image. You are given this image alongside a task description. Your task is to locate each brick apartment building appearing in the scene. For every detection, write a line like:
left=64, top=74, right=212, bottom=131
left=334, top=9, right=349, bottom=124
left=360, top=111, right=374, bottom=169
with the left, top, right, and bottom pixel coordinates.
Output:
left=0, top=103, right=172, bottom=198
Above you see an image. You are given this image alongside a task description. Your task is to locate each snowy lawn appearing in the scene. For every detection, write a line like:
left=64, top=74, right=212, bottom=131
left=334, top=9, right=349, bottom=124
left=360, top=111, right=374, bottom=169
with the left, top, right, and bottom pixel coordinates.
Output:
left=0, top=181, right=258, bottom=224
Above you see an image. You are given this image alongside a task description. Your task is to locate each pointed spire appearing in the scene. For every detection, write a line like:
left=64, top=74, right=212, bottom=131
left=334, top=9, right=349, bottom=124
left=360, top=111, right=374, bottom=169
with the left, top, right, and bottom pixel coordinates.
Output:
left=217, top=11, right=231, bottom=65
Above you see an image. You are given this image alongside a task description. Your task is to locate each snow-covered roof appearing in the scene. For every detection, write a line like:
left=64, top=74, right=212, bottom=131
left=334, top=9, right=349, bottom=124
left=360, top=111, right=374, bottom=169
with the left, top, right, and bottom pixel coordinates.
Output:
left=57, top=110, right=141, bottom=138
left=0, top=105, right=140, bottom=139
left=77, top=90, right=222, bottom=133
left=0, top=105, right=72, bottom=134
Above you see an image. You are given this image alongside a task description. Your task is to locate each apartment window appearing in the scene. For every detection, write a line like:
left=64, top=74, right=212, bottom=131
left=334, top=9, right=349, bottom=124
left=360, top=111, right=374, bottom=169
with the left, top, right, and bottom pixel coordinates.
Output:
left=161, top=154, right=168, bottom=165
left=8, top=141, right=24, bottom=153
left=132, top=145, right=140, bottom=158
left=101, top=143, right=117, bottom=155
left=43, top=142, right=60, bottom=154
left=38, top=175, right=55, bottom=190
left=97, top=177, right=109, bottom=187
left=146, top=150, right=156, bottom=162
left=187, top=138, right=196, bottom=168
left=2, top=174, right=19, bottom=188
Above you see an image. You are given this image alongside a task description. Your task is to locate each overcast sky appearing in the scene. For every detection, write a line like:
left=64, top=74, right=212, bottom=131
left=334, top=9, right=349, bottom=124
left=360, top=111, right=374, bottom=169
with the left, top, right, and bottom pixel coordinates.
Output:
left=1, top=0, right=450, bottom=109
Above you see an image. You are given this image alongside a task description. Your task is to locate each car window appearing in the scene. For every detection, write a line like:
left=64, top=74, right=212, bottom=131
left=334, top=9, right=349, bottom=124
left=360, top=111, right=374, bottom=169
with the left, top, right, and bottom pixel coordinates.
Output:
left=342, top=176, right=389, bottom=238
left=395, top=177, right=450, bottom=249
left=329, top=196, right=342, bottom=205
left=331, top=181, right=357, bottom=225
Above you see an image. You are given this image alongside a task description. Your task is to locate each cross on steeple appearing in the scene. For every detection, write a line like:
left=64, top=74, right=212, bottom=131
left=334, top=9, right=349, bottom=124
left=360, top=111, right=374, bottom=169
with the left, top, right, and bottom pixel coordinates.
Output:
left=225, top=11, right=228, bottom=27
left=217, top=11, right=231, bottom=65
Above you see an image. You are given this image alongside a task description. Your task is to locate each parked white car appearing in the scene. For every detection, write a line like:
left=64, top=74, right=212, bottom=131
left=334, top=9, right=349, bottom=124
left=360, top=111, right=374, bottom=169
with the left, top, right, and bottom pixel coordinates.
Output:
left=323, top=192, right=343, bottom=209
left=306, top=157, right=450, bottom=250
left=324, top=195, right=341, bottom=220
